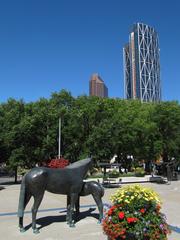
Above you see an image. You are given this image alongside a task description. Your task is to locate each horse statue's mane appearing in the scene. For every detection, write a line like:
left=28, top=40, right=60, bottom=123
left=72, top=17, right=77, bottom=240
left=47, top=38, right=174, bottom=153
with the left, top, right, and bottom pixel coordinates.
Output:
left=66, top=158, right=91, bottom=169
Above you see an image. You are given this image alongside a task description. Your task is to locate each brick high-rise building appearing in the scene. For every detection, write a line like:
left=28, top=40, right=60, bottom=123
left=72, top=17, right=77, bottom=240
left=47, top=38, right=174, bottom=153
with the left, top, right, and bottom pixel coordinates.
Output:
left=89, top=73, right=108, bottom=97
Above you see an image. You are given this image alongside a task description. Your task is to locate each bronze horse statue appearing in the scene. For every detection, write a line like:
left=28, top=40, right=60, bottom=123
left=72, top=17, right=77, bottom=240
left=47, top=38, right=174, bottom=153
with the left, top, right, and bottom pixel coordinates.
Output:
left=67, top=180, right=104, bottom=223
left=18, top=158, right=92, bottom=233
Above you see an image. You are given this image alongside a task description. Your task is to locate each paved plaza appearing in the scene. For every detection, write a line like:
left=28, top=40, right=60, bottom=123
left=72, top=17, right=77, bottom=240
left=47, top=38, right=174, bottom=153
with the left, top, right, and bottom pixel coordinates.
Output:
left=0, top=179, right=180, bottom=240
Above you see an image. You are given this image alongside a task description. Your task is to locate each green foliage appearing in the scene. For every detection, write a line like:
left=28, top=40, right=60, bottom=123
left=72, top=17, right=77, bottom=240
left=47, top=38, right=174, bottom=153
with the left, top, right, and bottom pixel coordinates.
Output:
left=152, top=101, right=180, bottom=162
left=135, top=167, right=146, bottom=177
left=0, top=90, right=179, bottom=173
left=108, top=169, right=120, bottom=178
left=17, top=167, right=30, bottom=176
left=119, top=172, right=135, bottom=177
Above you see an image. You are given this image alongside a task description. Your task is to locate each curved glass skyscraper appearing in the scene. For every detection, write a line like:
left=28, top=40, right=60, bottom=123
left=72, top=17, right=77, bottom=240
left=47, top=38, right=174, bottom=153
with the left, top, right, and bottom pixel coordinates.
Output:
left=123, top=23, right=161, bottom=102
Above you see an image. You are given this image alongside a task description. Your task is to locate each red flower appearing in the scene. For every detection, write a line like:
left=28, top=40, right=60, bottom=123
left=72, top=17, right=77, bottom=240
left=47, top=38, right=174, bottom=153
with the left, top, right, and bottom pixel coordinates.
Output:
left=108, top=209, right=113, bottom=216
left=108, top=205, right=117, bottom=216
left=111, top=205, right=116, bottom=211
left=118, top=211, right=125, bottom=219
left=119, top=229, right=126, bottom=235
left=48, top=158, right=69, bottom=168
left=127, top=217, right=138, bottom=223
left=140, top=208, right=145, bottom=213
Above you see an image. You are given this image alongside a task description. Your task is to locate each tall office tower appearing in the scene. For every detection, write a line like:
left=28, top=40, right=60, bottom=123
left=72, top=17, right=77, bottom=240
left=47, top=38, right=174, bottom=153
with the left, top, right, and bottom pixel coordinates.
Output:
left=89, top=73, right=108, bottom=97
left=123, top=23, right=161, bottom=102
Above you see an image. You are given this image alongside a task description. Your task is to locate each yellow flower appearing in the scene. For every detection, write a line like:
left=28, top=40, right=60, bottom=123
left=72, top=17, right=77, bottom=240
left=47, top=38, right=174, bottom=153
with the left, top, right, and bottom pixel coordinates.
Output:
left=110, top=184, right=161, bottom=205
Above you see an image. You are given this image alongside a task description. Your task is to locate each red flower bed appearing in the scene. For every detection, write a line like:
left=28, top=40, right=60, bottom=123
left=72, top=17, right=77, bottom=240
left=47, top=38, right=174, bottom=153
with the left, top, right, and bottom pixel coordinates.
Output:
left=47, top=157, right=69, bottom=168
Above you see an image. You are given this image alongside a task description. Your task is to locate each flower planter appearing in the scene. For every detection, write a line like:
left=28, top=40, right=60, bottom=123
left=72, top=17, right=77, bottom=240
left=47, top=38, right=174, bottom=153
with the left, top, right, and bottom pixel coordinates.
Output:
left=102, top=185, right=171, bottom=240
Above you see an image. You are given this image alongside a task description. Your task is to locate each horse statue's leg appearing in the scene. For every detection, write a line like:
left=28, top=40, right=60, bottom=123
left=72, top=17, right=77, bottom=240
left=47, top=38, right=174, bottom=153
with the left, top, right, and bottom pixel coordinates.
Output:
left=75, top=196, right=80, bottom=216
left=19, top=193, right=31, bottom=232
left=68, top=193, right=79, bottom=227
left=18, top=177, right=32, bottom=233
left=66, top=195, right=80, bottom=223
left=66, top=195, right=71, bottom=223
left=31, top=193, right=44, bottom=234
left=92, top=194, right=104, bottom=223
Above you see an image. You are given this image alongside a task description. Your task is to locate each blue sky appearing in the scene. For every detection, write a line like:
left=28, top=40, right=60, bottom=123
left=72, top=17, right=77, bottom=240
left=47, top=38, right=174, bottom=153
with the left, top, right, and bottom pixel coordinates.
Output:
left=0, top=0, right=179, bottom=103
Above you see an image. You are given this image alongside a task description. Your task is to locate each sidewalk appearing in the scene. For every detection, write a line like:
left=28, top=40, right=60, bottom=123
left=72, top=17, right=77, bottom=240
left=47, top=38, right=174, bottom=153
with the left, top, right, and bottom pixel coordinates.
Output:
left=0, top=181, right=180, bottom=240
left=88, top=174, right=166, bottom=185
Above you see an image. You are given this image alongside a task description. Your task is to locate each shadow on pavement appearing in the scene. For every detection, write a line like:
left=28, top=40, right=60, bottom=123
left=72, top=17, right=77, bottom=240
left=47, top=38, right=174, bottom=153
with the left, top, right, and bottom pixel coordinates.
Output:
left=149, top=176, right=167, bottom=184
left=75, top=207, right=99, bottom=222
left=23, top=207, right=99, bottom=232
left=169, top=225, right=180, bottom=233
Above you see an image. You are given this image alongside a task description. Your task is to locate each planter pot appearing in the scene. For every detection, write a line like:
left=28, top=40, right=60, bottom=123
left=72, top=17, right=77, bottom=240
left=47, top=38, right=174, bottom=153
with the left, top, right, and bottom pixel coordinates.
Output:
left=107, top=233, right=137, bottom=240
left=107, top=234, right=150, bottom=240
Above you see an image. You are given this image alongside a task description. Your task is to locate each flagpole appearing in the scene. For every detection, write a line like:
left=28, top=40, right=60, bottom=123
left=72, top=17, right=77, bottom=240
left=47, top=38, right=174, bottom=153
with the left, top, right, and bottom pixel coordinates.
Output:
left=58, top=117, right=61, bottom=159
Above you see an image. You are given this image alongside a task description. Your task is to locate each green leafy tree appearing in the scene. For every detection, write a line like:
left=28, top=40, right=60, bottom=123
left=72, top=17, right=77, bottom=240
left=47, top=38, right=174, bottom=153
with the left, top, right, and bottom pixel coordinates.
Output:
left=0, top=99, right=25, bottom=182
left=153, top=101, right=180, bottom=163
left=0, top=89, right=179, bottom=179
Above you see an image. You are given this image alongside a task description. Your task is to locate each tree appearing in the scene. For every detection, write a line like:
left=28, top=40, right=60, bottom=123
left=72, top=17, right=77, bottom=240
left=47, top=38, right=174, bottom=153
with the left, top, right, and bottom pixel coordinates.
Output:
left=153, top=101, right=180, bottom=163
left=0, top=98, right=25, bottom=182
left=0, top=90, right=179, bottom=177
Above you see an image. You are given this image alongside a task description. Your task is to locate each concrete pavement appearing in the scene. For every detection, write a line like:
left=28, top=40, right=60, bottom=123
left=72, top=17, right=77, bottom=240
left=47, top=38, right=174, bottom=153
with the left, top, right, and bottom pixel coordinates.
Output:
left=0, top=180, right=180, bottom=240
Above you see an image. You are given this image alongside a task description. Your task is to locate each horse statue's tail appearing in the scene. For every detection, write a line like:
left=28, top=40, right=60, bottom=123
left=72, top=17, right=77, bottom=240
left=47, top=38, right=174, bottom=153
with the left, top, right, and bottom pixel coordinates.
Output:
left=17, top=176, right=26, bottom=218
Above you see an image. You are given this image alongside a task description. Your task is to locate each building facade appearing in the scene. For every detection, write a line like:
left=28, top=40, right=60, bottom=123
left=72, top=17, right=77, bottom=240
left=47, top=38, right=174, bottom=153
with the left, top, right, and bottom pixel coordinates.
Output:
left=89, top=73, right=108, bottom=97
left=123, top=23, right=161, bottom=102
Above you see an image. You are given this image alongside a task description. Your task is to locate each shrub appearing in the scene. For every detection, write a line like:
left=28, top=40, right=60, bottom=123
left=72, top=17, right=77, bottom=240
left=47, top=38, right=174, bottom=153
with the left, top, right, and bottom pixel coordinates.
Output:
left=17, top=167, right=29, bottom=176
left=47, top=157, right=69, bottom=168
left=108, top=169, right=120, bottom=178
left=135, top=167, right=145, bottom=177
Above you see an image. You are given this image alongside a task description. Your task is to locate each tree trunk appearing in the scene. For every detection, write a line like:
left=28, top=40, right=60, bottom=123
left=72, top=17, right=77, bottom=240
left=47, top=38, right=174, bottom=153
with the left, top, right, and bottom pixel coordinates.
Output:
left=162, top=151, right=168, bottom=162
left=14, top=166, right=18, bottom=184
